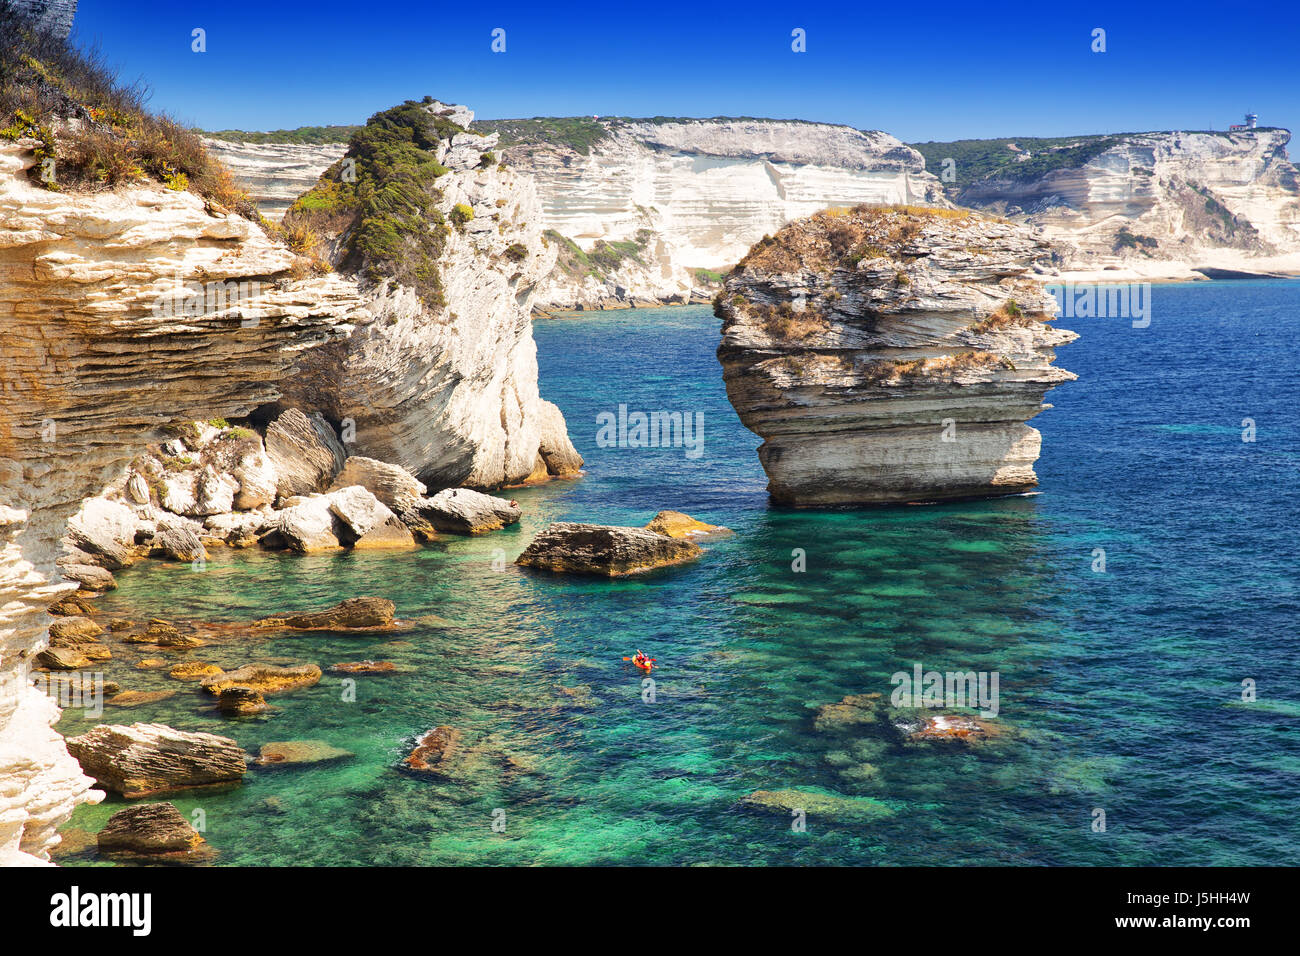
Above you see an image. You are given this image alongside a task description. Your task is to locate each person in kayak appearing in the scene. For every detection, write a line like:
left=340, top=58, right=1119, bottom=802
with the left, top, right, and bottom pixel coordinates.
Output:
left=632, top=650, right=651, bottom=669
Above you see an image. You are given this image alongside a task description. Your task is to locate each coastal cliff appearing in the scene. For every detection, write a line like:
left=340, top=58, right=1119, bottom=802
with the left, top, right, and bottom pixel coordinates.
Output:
left=716, top=205, right=1076, bottom=505
left=0, top=140, right=365, bottom=864
left=917, top=128, right=1300, bottom=280
left=277, top=99, right=582, bottom=487
left=488, top=118, right=945, bottom=311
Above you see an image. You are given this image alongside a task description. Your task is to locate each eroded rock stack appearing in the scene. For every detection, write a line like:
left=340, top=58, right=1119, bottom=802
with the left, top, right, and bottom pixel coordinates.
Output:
left=716, top=205, right=1076, bottom=505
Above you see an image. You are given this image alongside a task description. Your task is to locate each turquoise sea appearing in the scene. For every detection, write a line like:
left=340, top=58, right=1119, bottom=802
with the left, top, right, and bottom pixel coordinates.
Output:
left=58, top=281, right=1300, bottom=865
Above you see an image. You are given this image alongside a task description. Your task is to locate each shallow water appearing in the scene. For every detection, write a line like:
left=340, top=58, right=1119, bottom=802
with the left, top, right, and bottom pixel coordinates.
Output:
left=58, top=283, right=1300, bottom=865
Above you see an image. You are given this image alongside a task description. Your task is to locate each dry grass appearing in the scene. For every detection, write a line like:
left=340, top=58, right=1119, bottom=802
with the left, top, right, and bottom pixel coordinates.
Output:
left=0, top=2, right=253, bottom=215
left=969, top=299, right=1052, bottom=333
left=737, top=202, right=982, bottom=275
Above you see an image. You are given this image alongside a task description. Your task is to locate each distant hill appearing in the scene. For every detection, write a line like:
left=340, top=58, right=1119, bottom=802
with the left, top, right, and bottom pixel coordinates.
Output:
left=203, top=125, right=362, bottom=145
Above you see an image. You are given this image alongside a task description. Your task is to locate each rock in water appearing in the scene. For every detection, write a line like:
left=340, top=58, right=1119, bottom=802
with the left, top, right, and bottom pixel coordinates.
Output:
left=256, top=596, right=396, bottom=630
left=65, top=498, right=137, bottom=570
left=200, top=664, right=322, bottom=695
left=152, top=526, right=207, bottom=562
left=215, top=687, right=269, bottom=716
left=716, top=205, right=1076, bottom=505
left=97, top=802, right=209, bottom=856
left=255, top=740, right=354, bottom=767
left=403, top=726, right=464, bottom=780
left=64, top=723, right=247, bottom=798
left=516, top=522, right=703, bottom=576
left=642, top=510, right=730, bottom=538
left=264, top=408, right=347, bottom=499
left=420, top=488, right=521, bottom=534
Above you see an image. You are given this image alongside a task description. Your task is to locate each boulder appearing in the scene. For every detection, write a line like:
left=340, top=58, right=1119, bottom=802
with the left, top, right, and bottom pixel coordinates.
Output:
left=215, top=686, right=269, bottom=716
left=64, top=723, right=248, bottom=798
left=152, top=526, right=207, bottom=562
left=97, top=802, right=208, bottom=856
left=254, top=740, right=354, bottom=767
left=516, top=522, right=702, bottom=576
left=256, top=596, right=396, bottom=630
left=192, top=466, right=238, bottom=516
left=232, top=448, right=278, bottom=510
left=48, top=594, right=97, bottom=617
left=36, top=647, right=93, bottom=670
left=125, top=472, right=151, bottom=504
left=144, top=620, right=204, bottom=648
left=643, top=510, right=731, bottom=538
left=328, top=485, right=395, bottom=540
left=388, top=494, right=438, bottom=543
left=203, top=511, right=267, bottom=546
left=420, top=488, right=521, bottom=535
left=265, top=495, right=342, bottom=552
left=329, top=456, right=426, bottom=508
left=61, top=564, right=117, bottom=590
left=66, top=497, right=138, bottom=570
left=353, top=515, right=416, bottom=549
left=264, top=408, right=346, bottom=499
left=200, top=663, right=322, bottom=696
left=159, top=472, right=198, bottom=515
left=48, top=616, right=103, bottom=643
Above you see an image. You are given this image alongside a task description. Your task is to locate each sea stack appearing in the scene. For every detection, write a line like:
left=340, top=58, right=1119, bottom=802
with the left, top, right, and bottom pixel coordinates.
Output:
left=716, top=204, right=1076, bottom=506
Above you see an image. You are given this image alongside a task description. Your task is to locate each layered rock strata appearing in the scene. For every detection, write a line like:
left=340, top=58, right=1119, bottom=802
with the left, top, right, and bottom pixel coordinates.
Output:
left=716, top=205, right=1076, bottom=505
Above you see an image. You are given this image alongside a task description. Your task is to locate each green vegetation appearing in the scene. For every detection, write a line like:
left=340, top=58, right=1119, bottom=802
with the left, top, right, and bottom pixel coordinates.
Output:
left=908, top=135, right=1124, bottom=190
left=502, top=242, right=528, bottom=262
left=1113, top=227, right=1160, bottom=252
left=0, top=3, right=253, bottom=213
left=545, top=227, right=653, bottom=280
left=693, top=267, right=726, bottom=285
left=474, top=117, right=613, bottom=155
left=286, top=96, right=464, bottom=309
left=203, top=125, right=362, bottom=145
left=451, top=202, right=474, bottom=227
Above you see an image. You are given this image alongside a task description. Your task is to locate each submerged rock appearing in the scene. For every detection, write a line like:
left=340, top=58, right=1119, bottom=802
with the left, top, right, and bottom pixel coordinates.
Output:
left=169, top=662, right=224, bottom=681
left=256, top=596, right=396, bottom=631
left=740, top=788, right=894, bottom=823
left=402, top=725, right=464, bottom=780
left=717, top=204, right=1076, bottom=505
left=65, top=723, right=247, bottom=798
left=254, top=740, right=354, bottom=767
left=329, top=660, right=400, bottom=674
left=107, top=689, right=177, bottom=708
left=420, top=488, right=521, bottom=534
left=97, top=802, right=210, bottom=858
left=516, top=522, right=702, bottom=576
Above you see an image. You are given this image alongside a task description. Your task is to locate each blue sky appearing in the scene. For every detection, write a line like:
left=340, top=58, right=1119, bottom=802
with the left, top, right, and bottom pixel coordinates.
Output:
left=71, top=0, right=1297, bottom=143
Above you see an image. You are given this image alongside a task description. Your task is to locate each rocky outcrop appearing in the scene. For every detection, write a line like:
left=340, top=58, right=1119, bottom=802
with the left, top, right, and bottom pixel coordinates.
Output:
left=264, top=408, right=347, bottom=499
left=717, top=205, right=1076, bottom=505
left=255, top=596, right=395, bottom=630
left=64, top=723, right=247, bottom=798
left=516, top=522, right=703, bottom=576
left=402, top=725, right=463, bottom=780
left=419, top=488, right=520, bottom=534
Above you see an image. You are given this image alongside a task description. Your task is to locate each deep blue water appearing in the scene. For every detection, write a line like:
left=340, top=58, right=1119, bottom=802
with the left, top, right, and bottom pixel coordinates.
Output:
left=59, top=281, right=1300, bottom=865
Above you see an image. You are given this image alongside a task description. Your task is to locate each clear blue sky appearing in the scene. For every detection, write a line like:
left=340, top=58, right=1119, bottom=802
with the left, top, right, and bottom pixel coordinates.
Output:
left=71, top=0, right=1298, bottom=143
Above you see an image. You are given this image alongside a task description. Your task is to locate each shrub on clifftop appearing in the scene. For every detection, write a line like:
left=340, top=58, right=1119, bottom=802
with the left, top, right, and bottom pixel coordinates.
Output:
left=285, top=97, right=468, bottom=310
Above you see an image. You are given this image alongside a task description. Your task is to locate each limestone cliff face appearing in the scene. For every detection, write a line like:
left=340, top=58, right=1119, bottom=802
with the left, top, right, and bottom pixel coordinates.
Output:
left=0, top=141, right=364, bottom=863
left=277, top=102, right=582, bottom=488
left=717, top=205, right=1076, bottom=506
left=202, top=139, right=347, bottom=221
left=954, top=129, right=1300, bottom=277
left=494, top=119, right=945, bottom=310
